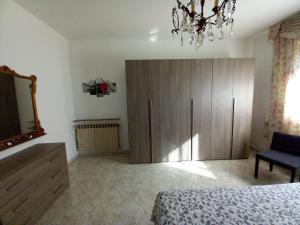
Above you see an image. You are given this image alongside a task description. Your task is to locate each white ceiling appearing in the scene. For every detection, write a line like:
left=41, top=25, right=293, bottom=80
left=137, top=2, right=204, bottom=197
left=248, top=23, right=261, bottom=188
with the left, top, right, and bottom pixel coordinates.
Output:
left=15, top=0, right=300, bottom=40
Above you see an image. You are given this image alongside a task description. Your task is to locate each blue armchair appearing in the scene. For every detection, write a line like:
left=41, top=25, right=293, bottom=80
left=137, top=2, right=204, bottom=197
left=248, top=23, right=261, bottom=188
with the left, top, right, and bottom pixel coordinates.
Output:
left=255, top=132, right=300, bottom=183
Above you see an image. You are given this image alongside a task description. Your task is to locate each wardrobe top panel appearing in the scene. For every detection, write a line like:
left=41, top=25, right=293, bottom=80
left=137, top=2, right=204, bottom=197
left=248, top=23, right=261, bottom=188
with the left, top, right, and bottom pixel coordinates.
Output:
left=125, top=58, right=255, bottom=61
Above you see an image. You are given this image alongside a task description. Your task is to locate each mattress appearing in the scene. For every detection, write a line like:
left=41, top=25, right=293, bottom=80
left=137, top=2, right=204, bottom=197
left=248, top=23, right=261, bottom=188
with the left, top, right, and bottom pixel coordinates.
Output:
left=151, top=183, right=300, bottom=225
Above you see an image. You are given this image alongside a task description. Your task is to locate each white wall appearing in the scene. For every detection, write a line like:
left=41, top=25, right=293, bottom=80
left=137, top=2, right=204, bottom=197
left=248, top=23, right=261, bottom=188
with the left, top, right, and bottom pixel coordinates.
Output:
left=251, top=31, right=273, bottom=150
left=69, top=38, right=254, bottom=150
left=0, top=0, right=77, bottom=161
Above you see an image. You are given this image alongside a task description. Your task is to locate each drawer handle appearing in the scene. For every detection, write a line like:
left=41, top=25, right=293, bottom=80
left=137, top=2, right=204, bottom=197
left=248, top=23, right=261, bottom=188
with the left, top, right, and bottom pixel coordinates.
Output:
left=12, top=198, right=28, bottom=213
left=49, top=154, right=59, bottom=162
left=51, top=169, right=62, bottom=179
left=53, top=184, right=64, bottom=195
left=23, top=217, right=32, bottom=225
left=6, top=178, right=24, bottom=191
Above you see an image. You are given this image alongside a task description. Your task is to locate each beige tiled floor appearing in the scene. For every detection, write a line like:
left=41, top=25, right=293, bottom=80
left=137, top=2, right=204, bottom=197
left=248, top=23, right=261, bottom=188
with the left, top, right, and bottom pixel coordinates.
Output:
left=37, top=151, right=293, bottom=225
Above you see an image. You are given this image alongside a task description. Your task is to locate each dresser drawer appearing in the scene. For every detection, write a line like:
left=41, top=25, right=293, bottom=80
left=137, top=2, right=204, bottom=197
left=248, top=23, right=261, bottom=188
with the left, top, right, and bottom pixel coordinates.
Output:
left=47, top=145, right=67, bottom=166
left=0, top=165, right=68, bottom=225
left=13, top=172, right=69, bottom=225
left=0, top=145, right=66, bottom=208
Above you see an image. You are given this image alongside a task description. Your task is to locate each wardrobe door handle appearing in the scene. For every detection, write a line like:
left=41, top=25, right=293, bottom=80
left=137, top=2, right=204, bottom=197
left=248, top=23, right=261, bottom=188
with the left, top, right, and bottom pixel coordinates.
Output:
left=191, top=99, right=194, bottom=160
left=231, top=98, right=236, bottom=159
left=149, top=100, right=153, bottom=162
left=191, top=99, right=194, bottom=131
left=232, top=98, right=235, bottom=125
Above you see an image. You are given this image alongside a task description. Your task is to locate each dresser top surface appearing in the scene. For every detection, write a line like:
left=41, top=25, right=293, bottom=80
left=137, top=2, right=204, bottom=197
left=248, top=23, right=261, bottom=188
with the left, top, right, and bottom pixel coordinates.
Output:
left=0, top=143, right=65, bottom=180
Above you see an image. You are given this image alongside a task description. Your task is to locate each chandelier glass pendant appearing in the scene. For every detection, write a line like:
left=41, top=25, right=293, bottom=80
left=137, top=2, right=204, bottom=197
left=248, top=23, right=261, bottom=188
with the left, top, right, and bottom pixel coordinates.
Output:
left=172, top=0, right=236, bottom=48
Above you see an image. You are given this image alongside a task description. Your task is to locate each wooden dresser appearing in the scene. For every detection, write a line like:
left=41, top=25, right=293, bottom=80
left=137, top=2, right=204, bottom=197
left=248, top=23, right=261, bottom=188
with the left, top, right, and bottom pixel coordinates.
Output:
left=0, top=143, right=69, bottom=225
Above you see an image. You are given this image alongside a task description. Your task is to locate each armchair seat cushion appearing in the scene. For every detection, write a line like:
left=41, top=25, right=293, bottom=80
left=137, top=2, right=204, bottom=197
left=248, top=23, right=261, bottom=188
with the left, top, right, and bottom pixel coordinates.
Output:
left=257, top=149, right=300, bottom=170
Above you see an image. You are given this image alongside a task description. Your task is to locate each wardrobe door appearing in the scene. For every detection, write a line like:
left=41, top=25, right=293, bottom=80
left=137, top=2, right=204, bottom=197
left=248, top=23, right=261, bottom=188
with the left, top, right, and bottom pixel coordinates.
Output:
left=169, top=60, right=192, bottom=161
left=191, top=59, right=212, bottom=160
left=148, top=60, right=171, bottom=162
left=125, top=60, right=151, bottom=163
left=211, top=59, right=234, bottom=160
left=232, top=59, right=255, bottom=159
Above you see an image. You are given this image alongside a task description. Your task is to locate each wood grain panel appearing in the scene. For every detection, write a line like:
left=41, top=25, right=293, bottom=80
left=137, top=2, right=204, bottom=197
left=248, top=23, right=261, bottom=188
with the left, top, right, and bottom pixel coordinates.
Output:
left=0, top=143, right=64, bottom=181
left=191, top=59, right=213, bottom=160
left=0, top=148, right=66, bottom=209
left=148, top=60, right=171, bottom=162
left=125, top=60, right=151, bottom=163
left=211, top=59, right=234, bottom=160
left=0, top=143, right=68, bottom=225
left=14, top=172, right=69, bottom=225
left=232, top=59, right=255, bottom=159
left=0, top=167, right=67, bottom=225
left=169, top=60, right=192, bottom=161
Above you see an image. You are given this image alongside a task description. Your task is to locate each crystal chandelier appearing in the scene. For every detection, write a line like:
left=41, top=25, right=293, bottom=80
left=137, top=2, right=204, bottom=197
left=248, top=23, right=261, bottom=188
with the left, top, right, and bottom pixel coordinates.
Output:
left=172, top=0, right=236, bottom=48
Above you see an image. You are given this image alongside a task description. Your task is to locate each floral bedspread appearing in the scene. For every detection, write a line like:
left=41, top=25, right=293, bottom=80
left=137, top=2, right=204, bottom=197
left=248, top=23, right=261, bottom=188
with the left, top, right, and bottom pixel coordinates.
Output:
left=151, top=183, right=300, bottom=225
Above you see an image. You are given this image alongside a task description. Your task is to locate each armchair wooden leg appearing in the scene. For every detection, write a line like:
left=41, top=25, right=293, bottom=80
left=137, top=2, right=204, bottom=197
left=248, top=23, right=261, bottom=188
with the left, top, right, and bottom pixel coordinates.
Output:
left=290, top=170, right=296, bottom=183
left=254, top=157, right=259, bottom=178
left=269, top=163, right=273, bottom=172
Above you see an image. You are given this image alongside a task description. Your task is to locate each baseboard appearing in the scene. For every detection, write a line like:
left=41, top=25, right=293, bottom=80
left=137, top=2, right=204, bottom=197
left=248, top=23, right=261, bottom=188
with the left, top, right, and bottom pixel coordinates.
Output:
left=68, top=152, right=79, bottom=165
left=250, top=145, right=264, bottom=152
left=78, top=149, right=129, bottom=156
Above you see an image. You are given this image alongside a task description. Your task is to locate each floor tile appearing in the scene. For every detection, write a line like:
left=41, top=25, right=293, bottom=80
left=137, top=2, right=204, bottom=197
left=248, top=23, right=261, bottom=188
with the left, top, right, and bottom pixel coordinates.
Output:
left=37, top=150, right=292, bottom=225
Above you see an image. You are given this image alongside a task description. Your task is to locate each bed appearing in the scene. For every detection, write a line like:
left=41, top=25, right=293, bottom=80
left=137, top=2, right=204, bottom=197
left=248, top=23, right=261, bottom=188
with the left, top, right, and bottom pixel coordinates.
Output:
left=151, top=183, right=300, bottom=225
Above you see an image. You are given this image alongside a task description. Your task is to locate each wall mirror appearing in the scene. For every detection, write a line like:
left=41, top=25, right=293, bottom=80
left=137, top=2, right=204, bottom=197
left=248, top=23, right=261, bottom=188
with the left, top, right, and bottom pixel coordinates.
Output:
left=0, top=66, right=45, bottom=150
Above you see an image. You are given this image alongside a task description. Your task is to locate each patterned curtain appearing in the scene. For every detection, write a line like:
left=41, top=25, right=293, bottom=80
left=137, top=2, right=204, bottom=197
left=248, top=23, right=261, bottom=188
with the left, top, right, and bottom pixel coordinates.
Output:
left=268, top=12, right=300, bottom=138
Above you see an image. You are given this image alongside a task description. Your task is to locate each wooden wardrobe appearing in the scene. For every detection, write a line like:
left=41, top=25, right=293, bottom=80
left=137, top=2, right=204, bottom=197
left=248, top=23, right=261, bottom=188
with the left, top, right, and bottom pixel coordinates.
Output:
left=126, top=59, right=254, bottom=163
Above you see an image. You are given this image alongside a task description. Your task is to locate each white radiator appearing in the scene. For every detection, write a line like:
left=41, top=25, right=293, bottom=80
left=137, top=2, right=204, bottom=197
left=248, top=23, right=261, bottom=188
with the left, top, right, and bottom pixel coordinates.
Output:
left=74, top=119, right=120, bottom=152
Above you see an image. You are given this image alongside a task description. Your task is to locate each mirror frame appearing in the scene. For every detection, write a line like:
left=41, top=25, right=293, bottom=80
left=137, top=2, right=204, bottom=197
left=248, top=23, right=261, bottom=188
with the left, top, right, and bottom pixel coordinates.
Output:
left=0, top=66, right=46, bottom=151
